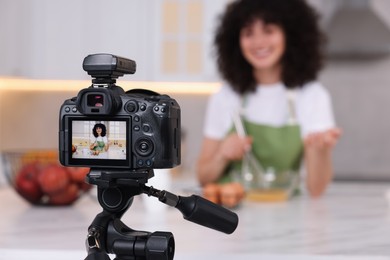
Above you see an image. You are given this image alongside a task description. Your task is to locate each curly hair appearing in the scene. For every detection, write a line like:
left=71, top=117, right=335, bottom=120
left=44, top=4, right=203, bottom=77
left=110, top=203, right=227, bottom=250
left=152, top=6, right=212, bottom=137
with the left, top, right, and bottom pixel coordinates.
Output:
left=214, top=0, right=326, bottom=94
left=92, top=123, right=107, bottom=137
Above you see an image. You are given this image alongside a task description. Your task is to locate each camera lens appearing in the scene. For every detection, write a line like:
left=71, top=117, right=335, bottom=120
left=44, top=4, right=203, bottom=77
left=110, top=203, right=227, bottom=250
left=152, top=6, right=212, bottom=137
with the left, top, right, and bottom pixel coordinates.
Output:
left=87, top=94, right=104, bottom=107
left=135, top=138, right=154, bottom=156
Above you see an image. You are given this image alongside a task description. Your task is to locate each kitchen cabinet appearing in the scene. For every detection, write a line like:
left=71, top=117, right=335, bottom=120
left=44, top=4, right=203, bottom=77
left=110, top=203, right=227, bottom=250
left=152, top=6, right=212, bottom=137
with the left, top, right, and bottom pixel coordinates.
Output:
left=0, top=0, right=228, bottom=82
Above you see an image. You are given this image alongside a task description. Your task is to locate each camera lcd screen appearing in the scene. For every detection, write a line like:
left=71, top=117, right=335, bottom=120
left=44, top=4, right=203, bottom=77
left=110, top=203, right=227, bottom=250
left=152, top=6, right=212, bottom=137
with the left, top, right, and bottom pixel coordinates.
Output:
left=68, top=118, right=129, bottom=167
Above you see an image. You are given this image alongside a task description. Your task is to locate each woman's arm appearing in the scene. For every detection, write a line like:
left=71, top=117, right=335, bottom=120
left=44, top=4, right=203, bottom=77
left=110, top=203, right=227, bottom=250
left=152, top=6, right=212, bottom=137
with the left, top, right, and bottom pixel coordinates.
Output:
left=197, top=134, right=253, bottom=186
left=304, top=128, right=341, bottom=197
left=104, top=137, right=110, bottom=151
left=90, top=141, right=96, bottom=150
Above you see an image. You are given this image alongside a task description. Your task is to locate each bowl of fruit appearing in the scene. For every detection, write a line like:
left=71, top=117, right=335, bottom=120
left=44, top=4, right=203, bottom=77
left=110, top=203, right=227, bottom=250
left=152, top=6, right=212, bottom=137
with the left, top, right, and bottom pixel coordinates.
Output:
left=2, top=150, right=91, bottom=206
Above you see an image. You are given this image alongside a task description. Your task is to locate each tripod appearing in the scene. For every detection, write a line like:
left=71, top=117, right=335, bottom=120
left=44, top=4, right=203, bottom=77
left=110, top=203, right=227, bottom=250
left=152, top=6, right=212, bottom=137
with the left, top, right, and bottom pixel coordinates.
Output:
left=84, top=168, right=239, bottom=260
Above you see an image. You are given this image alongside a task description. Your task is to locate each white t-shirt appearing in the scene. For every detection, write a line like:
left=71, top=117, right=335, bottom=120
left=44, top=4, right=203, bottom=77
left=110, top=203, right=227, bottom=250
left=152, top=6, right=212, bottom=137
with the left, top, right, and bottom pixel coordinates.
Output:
left=203, top=81, right=335, bottom=139
left=91, top=136, right=108, bottom=144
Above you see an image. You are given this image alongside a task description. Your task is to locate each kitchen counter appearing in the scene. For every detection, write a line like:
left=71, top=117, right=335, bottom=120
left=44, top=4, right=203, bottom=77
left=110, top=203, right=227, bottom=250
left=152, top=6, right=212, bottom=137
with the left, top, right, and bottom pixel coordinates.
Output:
left=1, top=180, right=390, bottom=260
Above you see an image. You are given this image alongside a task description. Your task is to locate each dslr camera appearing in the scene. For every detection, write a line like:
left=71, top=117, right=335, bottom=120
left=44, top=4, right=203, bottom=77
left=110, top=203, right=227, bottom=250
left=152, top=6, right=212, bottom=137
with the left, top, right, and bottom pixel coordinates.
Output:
left=59, top=53, right=181, bottom=169
left=58, top=54, right=237, bottom=260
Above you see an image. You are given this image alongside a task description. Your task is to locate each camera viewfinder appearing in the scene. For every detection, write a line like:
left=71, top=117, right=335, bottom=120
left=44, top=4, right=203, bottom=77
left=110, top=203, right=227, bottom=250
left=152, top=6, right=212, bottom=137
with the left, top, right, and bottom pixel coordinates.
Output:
left=88, top=94, right=104, bottom=107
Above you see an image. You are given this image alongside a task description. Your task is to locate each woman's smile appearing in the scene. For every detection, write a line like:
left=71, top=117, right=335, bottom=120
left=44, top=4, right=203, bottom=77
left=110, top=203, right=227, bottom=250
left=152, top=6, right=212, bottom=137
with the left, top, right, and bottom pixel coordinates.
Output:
left=240, top=19, right=285, bottom=74
left=252, top=47, right=272, bottom=59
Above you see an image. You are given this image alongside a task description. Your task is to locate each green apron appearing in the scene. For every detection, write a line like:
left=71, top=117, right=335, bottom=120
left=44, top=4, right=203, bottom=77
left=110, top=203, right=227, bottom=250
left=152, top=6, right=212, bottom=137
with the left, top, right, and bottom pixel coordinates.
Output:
left=93, top=140, right=106, bottom=151
left=221, top=89, right=303, bottom=195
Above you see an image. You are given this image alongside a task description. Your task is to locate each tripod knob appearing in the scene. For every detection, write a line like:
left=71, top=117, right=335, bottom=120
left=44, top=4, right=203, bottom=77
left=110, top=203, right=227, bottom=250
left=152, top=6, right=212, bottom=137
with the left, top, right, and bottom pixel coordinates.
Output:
left=144, top=232, right=175, bottom=260
left=98, top=187, right=134, bottom=214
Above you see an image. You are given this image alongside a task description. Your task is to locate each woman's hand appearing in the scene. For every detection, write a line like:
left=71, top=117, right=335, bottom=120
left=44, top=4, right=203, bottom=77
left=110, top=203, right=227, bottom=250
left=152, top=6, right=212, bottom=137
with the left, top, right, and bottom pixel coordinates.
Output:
left=90, top=142, right=97, bottom=150
left=304, top=127, right=342, bottom=197
left=220, top=133, right=253, bottom=161
left=304, top=128, right=342, bottom=150
left=197, top=134, right=253, bottom=185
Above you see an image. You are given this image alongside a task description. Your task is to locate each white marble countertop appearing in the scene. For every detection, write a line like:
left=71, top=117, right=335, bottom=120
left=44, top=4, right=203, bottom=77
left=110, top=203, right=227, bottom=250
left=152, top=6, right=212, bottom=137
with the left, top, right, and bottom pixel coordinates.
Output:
left=1, top=180, right=390, bottom=260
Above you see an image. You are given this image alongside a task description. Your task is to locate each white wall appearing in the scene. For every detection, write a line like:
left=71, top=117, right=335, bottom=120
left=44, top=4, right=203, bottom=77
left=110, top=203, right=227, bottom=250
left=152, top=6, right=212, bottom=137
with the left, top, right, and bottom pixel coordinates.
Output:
left=322, top=58, right=390, bottom=181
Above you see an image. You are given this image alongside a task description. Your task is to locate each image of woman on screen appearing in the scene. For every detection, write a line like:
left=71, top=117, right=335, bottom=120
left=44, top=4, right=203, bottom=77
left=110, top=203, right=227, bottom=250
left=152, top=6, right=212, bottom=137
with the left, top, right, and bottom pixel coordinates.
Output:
left=90, top=123, right=110, bottom=155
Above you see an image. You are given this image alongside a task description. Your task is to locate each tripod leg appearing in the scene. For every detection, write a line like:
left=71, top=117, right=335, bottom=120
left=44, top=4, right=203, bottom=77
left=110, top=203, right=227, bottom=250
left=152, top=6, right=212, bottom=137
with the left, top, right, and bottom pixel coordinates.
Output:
left=84, top=172, right=175, bottom=260
left=84, top=249, right=111, bottom=260
left=84, top=212, right=113, bottom=260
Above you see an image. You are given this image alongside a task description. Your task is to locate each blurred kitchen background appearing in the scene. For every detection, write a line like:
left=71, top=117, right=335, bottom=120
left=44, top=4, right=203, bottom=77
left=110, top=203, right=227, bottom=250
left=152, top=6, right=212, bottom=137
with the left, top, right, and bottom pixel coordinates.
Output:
left=1, top=0, right=390, bottom=182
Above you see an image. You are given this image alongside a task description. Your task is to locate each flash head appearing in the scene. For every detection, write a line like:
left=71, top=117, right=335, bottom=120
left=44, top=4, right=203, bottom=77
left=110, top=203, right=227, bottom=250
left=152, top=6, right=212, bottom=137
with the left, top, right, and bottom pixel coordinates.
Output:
left=83, top=53, right=136, bottom=80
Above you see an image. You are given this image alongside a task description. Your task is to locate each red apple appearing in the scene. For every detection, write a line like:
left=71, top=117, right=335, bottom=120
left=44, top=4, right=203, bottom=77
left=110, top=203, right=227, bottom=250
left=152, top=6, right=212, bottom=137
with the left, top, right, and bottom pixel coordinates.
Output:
left=38, top=164, right=70, bottom=195
left=49, top=183, right=79, bottom=205
left=67, top=167, right=90, bottom=183
left=15, top=162, right=43, bottom=204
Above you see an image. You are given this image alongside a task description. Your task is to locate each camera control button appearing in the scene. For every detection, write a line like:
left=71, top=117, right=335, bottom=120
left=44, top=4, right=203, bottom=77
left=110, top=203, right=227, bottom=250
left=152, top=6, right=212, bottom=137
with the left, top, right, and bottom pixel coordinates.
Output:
left=146, top=160, right=152, bottom=166
left=134, top=125, right=140, bottom=131
left=135, top=138, right=154, bottom=156
left=134, top=116, right=140, bottom=122
left=161, top=107, right=167, bottom=113
left=140, top=143, right=149, bottom=151
left=65, top=107, right=71, bottom=113
left=154, top=106, right=159, bottom=112
left=140, top=104, right=147, bottom=111
left=142, top=125, right=150, bottom=132
left=72, top=107, right=78, bottom=113
left=125, top=101, right=138, bottom=113
left=137, top=160, right=144, bottom=166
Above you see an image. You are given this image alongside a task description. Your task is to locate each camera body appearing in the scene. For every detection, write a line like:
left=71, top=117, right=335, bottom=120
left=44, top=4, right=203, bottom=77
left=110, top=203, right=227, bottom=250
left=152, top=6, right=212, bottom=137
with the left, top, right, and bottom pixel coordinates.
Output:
left=59, top=54, right=181, bottom=169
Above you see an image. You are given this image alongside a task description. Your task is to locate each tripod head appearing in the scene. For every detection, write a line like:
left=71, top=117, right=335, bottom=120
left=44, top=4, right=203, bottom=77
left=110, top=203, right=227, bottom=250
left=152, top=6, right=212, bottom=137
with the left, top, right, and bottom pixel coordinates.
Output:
left=84, top=168, right=239, bottom=260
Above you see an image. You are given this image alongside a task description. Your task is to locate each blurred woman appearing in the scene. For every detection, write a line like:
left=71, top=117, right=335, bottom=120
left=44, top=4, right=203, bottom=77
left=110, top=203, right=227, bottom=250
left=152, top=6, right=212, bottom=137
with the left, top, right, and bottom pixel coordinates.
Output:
left=197, top=0, right=341, bottom=205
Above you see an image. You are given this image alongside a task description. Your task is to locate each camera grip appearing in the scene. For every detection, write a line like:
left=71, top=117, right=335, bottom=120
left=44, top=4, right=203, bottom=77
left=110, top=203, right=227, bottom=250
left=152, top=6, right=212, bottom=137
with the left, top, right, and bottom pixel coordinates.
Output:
left=176, top=195, right=239, bottom=234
